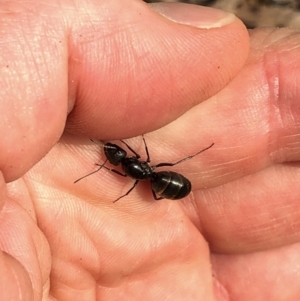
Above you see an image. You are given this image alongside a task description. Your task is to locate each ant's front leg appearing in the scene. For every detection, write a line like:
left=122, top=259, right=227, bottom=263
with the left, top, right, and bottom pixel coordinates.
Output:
left=120, top=140, right=141, bottom=159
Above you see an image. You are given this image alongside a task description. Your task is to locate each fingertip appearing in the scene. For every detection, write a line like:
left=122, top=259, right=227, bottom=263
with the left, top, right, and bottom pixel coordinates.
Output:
left=150, top=2, right=237, bottom=29
left=66, top=2, right=249, bottom=140
left=0, top=251, right=34, bottom=301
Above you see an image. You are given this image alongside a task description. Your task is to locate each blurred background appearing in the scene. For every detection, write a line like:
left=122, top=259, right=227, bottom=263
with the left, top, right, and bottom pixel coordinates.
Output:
left=144, top=0, right=300, bottom=28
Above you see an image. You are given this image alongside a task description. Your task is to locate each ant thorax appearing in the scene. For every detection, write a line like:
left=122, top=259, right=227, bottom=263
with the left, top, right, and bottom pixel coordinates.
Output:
left=121, top=157, right=152, bottom=180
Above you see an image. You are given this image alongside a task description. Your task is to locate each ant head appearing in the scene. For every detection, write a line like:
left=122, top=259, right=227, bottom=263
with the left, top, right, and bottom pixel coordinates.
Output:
left=104, top=143, right=127, bottom=166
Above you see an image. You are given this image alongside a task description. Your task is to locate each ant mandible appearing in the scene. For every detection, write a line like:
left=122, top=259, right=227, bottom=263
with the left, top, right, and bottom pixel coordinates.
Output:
left=74, top=136, right=214, bottom=203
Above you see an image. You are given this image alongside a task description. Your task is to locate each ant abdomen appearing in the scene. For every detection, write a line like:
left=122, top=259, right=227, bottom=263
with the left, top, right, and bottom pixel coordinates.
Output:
left=151, top=171, right=191, bottom=200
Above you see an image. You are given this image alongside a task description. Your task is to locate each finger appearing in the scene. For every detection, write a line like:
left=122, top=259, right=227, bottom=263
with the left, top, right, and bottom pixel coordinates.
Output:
left=0, top=251, right=34, bottom=301
left=194, top=162, right=300, bottom=253
left=0, top=1, right=69, bottom=181
left=146, top=27, right=300, bottom=189
left=66, top=2, right=249, bottom=139
left=0, top=1, right=249, bottom=182
left=0, top=182, right=51, bottom=300
left=211, top=243, right=300, bottom=301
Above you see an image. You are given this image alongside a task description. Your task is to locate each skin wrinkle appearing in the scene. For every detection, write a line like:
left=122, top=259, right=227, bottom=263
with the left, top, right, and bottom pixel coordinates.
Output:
left=262, top=49, right=283, bottom=166
left=248, top=222, right=300, bottom=244
left=212, top=271, right=230, bottom=301
left=279, top=161, right=300, bottom=182
left=230, top=215, right=299, bottom=246
left=252, top=27, right=277, bottom=50
left=189, top=192, right=204, bottom=234
left=288, top=146, right=300, bottom=158
left=206, top=169, right=240, bottom=182
left=208, top=156, right=256, bottom=181
left=273, top=31, right=300, bottom=52
left=212, top=154, right=257, bottom=167
left=10, top=263, right=23, bottom=300
left=284, top=133, right=300, bottom=139
left=77, top=210, right=144, bottom=281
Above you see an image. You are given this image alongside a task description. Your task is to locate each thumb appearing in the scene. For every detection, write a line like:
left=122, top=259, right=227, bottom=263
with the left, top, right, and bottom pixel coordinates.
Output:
left=66, top=1, right=249, bottom=139
left=0, top=0, right=249, bottom=181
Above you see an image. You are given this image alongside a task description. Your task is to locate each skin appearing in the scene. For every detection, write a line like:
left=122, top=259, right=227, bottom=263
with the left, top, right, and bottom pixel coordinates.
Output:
left=0, top=0, right=300, bottom=300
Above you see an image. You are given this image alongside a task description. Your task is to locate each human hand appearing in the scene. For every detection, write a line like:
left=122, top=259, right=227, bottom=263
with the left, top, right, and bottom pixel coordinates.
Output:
left=2, top=1, right=299, bottom=300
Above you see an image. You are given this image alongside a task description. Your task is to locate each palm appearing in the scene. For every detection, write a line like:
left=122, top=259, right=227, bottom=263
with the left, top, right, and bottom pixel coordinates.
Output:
left=5, top=129, right=300, bottom=300
left=7, top=134, right=209, bottom=300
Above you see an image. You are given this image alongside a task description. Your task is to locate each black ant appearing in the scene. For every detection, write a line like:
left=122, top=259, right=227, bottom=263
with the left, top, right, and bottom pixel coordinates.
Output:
left=74, top=136, right=214, bottom=202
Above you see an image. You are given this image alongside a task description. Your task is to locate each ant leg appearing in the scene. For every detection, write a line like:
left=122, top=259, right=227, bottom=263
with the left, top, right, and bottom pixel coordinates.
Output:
left=151, top=189, right=163, bottom=201
left=113, top=180, right=139, bottom=203
left=74, top=159, right=108, bottom=183
left=141, top=135, right=151, bottom=162
left=120, top=135, right=151, bottom=162
left=98, top=165, right=127, bottom=177
left=155, top=143, right=214, bottom=168
left=120, top=140, right=140, bottom=159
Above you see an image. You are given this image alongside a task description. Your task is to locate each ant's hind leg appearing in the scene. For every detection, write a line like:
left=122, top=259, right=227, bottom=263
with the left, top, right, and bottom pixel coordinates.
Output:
left=113, top=180, right=139, bottom=203
left=151, top=189, right=163, bottom=201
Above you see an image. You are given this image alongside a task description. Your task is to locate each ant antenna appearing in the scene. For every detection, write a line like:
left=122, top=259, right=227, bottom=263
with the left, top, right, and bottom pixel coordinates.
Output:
left=74, top=159, right=108, bottom=183
left=90, top=139, right=105, bottom=147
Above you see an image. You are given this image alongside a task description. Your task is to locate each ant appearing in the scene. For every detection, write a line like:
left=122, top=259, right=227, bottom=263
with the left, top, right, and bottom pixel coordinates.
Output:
left=74, top=136, right=214, bottom=203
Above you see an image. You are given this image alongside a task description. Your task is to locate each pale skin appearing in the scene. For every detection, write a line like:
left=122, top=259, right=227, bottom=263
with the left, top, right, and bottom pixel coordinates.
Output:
left=1, top=0, right=300, bottom=300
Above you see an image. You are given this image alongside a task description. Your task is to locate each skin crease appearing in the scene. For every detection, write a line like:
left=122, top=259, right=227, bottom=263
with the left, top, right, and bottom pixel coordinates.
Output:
left=0, top=0, right=300, bottom=301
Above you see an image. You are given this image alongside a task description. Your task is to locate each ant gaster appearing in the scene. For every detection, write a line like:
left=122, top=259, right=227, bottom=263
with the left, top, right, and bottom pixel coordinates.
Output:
left=74, top=136, right=214, bottom=203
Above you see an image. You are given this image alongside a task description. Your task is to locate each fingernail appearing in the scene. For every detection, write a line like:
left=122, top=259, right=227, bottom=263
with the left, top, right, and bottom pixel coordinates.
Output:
left=150, top=3, right=236, bottom=29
